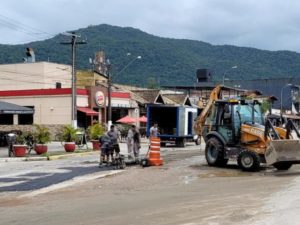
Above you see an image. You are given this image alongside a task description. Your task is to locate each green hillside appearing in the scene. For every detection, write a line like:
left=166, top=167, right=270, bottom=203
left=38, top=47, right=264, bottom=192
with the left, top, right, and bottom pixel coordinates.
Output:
left=0, top=24, right=300, bottom=86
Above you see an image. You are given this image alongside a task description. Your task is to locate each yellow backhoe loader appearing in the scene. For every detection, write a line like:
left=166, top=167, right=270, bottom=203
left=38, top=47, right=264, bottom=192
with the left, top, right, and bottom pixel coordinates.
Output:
left=194, top=85, right=300, bottom=171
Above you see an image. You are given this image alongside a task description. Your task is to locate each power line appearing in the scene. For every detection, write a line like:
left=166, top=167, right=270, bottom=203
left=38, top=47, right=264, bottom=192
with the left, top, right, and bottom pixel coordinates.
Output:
left=0, top=13, right=57, bottom=44
left=0, top=13, right=53, bottom=36
left=0, top=76, right=71, bottom=86
left=0, top=68, right=98, bottom=85
left=0, top=69, right=72, bottom=81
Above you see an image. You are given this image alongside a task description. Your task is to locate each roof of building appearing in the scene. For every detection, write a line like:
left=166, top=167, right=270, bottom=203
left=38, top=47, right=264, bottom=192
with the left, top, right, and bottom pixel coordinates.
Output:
left=162, top=94, right=191, bottom=106
left=0, top=88, right=89, bottom=97
left=114, top=84, right=149, bottom=91
left=0, top=101, right=34, bottom=114
left=131, top=89, right=162, bottom=104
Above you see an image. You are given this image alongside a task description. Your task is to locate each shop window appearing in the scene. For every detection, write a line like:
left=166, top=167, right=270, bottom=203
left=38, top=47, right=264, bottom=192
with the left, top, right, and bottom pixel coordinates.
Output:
left=18, top=114, right=33, bottom=125
left=0, top=114, right=13, bottom=125
left=18, top=106, right=34, bottom=125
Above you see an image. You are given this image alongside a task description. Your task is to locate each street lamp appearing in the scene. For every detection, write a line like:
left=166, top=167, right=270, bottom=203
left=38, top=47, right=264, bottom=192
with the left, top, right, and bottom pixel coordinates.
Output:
left=222, top=65, right=237, bottom=86
left=105, top=55, right=141, bottom=127
left=280, top=83, right=293, bottom=116
left=117, top=56, right=142, bottom=75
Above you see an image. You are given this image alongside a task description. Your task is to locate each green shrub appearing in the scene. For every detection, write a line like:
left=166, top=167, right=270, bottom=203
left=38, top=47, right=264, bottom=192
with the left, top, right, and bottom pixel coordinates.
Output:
left=87, top=123, right=105, bottom=140
left=33, top=124, right=51, bottom=144
left=58, top=125, right=78, bottom=142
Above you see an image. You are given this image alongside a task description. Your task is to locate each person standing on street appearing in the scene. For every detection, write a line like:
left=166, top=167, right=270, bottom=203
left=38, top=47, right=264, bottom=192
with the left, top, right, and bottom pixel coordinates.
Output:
left=107, top=125, right=120, bottom=162
left=132, top=125, right=141, bottom=162
left=99, top=133, right=111, bottom=166
left=127, top=125, right=134, bottom=159
left=150, top=123, right=158, bottom=138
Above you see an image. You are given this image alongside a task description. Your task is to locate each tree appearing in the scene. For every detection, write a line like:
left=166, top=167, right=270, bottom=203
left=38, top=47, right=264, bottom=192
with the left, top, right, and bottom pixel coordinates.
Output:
left=147, top=77, right=158, bottom=89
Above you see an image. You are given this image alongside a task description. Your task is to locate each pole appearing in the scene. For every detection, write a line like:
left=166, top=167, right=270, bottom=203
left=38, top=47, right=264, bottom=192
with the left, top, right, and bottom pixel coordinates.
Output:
left=61, top=32, right=86, bottom=128
left=281, top=84, right=292, bottom=116
left=106, top=59, right=112, bottom=128
left=71, top=35, right=77, bottom=128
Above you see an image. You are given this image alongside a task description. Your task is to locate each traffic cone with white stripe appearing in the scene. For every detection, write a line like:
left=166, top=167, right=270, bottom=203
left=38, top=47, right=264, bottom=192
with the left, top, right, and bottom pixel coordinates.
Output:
left=148, top=137, right=163, bottom=166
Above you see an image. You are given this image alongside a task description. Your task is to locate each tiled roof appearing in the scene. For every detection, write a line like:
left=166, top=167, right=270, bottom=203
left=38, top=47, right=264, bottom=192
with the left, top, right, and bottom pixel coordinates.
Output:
left=162, top=94, right=190, bottom=106
left=131, top=89, right=162, bottom=103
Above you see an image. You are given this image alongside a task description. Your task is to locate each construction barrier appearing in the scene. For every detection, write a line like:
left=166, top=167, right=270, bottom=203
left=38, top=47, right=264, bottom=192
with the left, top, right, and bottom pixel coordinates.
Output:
left=148, top=137, right=163, bottom=166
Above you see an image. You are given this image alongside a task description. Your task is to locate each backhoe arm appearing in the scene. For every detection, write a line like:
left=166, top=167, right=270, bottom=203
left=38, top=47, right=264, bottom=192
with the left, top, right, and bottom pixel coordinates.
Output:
left=194, top=85, right=222, bottom=135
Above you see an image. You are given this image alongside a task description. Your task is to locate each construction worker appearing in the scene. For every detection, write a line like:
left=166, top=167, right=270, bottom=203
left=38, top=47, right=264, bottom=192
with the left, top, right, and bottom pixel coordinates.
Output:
left=107, top=125, right=120, bottom=162
left=150, top=123, right=158, bottom=137
left=99, top=133, right=111, bottom=166
left=132, top=125, right=141, bottom=162
left=127, top=125, right=134, bottom=159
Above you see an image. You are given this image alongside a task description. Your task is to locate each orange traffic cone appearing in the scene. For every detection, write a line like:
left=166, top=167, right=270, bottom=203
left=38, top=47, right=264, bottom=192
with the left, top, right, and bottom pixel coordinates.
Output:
left=148, top=137, right=163, bottom=166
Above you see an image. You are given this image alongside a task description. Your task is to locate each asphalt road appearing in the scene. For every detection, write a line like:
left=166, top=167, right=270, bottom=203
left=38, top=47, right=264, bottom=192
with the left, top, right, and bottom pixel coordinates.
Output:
left=1, top=144, right=300, bottom=225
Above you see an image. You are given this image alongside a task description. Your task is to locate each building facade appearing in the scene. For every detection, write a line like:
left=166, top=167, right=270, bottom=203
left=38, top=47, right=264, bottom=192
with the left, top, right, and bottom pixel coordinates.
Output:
left=0, top=62, right=138, bottom=131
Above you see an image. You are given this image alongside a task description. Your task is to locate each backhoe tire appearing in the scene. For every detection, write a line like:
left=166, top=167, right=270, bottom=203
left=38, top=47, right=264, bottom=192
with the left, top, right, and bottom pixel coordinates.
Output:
left=205, top=137, right=228, bottom=167
left=237, top=150, right=260, bottom=172
left=195, top=137, right=201, bottom=145
left=273, top=162, right=293, bottom=171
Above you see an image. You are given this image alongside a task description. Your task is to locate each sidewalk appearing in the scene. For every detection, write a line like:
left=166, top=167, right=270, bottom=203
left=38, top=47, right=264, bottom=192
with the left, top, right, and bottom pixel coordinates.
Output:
left=0, top=139, right=151, bottom=162
left=0, top=138, right=202, bottom=162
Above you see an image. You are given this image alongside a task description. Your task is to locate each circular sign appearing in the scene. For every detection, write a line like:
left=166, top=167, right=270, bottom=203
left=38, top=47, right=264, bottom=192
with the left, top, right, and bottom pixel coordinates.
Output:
left=95, top=91, right=105, bottom=107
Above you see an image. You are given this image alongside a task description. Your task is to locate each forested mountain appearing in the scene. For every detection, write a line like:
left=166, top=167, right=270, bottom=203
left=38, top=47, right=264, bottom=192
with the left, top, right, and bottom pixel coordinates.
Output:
left=1, top=24, right=300, bottom=86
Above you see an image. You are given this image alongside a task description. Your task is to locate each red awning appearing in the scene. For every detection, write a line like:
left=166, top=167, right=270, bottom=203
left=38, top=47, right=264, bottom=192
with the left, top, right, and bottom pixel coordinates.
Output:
left=138, top=116, right=147, bottom=123
left=116, top=115, right=136, bottom=124
left=77, top=107, right=98, bottom=116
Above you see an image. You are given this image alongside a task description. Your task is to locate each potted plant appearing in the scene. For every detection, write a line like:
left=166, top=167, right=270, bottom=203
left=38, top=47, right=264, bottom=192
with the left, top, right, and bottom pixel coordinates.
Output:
left=33, top=124, right=51, bottom=155
left=13, top=133, right=27, bottom=157
left=58, top=125, right=78, bottom=152
left=87, top=123, right=105, bottom=150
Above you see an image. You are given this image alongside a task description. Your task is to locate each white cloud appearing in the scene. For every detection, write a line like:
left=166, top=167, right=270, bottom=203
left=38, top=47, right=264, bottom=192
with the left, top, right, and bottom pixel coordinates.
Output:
left=1, top=0, right=300, bottom=52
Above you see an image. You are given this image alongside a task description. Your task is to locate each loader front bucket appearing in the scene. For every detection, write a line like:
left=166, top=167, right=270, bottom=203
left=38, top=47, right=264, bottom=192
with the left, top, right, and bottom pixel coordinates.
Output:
left=265, top=139, right=300, bottom=165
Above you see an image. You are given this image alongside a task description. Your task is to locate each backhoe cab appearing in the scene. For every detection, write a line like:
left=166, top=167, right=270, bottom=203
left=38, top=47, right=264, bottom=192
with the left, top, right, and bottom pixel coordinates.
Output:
left=196, top=86, right=300, bottom=171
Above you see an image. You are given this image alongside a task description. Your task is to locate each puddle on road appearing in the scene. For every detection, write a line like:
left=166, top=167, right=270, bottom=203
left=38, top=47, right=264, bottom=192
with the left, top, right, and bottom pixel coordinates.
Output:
left=190, top=164, right=254, bottom=178
left=81, top=161, right=98, bottom=164
left=198, top=170, right=250, bottom=178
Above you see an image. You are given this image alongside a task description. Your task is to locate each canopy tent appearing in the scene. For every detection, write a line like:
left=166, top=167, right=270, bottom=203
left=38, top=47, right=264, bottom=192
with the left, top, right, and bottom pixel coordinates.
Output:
left=0, top=101, right=34, bottom=114
left=116, top=115, right=136, bottom=124
left=138, top=116, right=147, bottom=123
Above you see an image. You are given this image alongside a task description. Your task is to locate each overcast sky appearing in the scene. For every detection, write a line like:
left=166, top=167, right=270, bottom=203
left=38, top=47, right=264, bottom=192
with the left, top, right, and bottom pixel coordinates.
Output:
left=1, top=0, right=300, bottom=52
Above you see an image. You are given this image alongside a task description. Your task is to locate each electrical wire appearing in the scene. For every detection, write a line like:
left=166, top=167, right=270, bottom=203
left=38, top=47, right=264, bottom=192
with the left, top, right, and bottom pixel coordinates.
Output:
left=0, top=75, right=71, bottom=86
left=0, top=69, right=72, bottom=82
left=0, top=13, right=55, bottom=40
left=0, top=69, right=100, bottom=86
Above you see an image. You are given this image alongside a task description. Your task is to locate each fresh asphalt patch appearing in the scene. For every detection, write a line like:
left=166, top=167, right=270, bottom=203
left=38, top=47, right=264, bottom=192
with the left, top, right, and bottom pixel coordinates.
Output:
left=0, top=166, right=114, bottom=192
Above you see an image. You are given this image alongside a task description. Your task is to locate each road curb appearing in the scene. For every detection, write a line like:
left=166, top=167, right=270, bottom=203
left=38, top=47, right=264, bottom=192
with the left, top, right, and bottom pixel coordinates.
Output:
left=0, top=151, right=98, bottom=162
left=0, top=156, right=48, bottom=162
left=47, top=151, right=98, bottom=160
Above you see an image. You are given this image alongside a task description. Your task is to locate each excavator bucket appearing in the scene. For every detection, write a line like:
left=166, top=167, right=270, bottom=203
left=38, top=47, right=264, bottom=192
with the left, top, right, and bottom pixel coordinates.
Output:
left=265, top=139, right=300, bottom=165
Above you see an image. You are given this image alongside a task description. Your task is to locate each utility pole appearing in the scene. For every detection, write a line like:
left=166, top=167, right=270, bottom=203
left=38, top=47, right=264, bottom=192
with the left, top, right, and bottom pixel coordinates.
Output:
left=61, top=32, right=86, bottom=128
left=106, top=59, right=112, bottom=128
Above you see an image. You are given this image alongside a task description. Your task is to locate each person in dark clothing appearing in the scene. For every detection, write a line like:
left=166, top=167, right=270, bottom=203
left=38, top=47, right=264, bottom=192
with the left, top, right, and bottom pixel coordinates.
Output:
left=132, top=126, right=141, bottom=161
left=107, top=125, right=120, bottom=161
left=99, top=133, right=111, bottom=165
